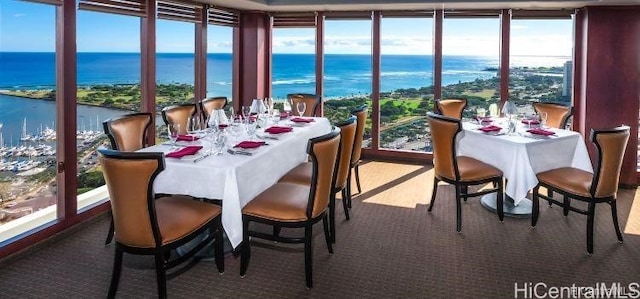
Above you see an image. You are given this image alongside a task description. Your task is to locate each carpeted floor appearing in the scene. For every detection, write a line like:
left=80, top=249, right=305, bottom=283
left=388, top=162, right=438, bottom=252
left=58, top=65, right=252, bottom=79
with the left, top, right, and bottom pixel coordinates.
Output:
left=0, top=161, right=639, bottom=298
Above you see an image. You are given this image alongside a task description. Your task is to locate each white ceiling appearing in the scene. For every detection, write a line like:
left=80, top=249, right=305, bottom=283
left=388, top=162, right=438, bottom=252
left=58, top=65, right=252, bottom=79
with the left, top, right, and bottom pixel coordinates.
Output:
left=204, top=0, right=640, bottom=12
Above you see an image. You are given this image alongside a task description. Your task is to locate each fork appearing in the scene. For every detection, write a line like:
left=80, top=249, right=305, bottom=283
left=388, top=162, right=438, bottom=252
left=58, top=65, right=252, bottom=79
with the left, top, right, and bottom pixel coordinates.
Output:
left=227, top=149, right=253, bottom=156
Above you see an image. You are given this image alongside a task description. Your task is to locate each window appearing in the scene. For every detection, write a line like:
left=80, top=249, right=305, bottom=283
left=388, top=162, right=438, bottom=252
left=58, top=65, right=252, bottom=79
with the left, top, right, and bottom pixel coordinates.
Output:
left=509, top=18, right=573, bottom=116
left=271, top=27, right=316, bottom=101
left=207, top=25, right=233, bottom=101
left=323, top=18, right=372, bottom=146
left=379, top=16, right=432, bottom=152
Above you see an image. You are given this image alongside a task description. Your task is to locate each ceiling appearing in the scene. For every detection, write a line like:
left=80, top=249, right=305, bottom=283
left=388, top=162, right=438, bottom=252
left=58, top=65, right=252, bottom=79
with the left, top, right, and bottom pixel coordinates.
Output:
left=204, top=0, right=640, bottom=12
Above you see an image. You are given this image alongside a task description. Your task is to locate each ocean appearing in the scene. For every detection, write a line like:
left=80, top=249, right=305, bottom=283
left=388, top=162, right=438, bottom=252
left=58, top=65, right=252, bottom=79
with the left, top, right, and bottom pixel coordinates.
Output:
left=0, top=52, right=569, bottom=144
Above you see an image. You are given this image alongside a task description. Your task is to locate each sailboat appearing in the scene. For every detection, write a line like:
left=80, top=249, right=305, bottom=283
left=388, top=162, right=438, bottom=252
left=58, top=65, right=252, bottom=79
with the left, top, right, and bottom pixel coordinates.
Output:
left=19, top=118, right=32, bottom=141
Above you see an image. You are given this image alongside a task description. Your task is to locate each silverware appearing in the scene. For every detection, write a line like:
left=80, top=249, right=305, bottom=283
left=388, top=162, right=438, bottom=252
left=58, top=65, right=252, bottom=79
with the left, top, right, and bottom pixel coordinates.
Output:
left=257, top=134, right=279, bottom=140
left=193, top=152, right=212, bottom=163
left=227, top=149, right=253, bottom=156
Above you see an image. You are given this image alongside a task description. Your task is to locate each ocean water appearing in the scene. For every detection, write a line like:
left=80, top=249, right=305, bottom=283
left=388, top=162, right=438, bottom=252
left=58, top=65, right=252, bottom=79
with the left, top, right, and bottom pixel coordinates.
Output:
left=0, top=52, right=569, bottom=144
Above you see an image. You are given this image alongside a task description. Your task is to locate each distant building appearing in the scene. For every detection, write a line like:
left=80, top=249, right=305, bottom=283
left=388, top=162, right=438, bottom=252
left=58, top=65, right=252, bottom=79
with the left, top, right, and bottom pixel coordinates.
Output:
left=562, top=61, right=573, bottom=97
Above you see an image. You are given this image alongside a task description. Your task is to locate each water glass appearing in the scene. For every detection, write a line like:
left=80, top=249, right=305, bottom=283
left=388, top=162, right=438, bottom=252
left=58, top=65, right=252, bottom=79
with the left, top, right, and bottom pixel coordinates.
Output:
left=167, top=124, right=180, bottom=149
left=242, top=106, right=252, bottom=121
left=245, top=120, right=257, bottom=140
left=187, top=116, right=201, bottom=140
left=283, top=100, right=292, bottom=117
left=539, top=112, right=548, bottom=128
left=212, top=132, right=227, bottom=155
left=296, top=102, right=306, bottom=117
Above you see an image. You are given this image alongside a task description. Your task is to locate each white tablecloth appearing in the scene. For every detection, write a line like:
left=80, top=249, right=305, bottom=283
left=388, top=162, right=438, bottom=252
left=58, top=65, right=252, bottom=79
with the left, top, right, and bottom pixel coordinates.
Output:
left=139, top=118, right=332, bottom=248
left=457, top=121, right=593, bottom=205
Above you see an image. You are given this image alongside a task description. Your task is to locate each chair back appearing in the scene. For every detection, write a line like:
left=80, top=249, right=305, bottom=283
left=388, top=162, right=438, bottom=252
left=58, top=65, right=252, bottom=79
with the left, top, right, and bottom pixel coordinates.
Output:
left=98, top=148, right=165, bottom=248
left=103, top=112, right=152, bottom=151
left=437, top=98, right=468, bottom=119
left=334, top=116, right=357, bottom=190
left=306, top=128, right=341, bottom=219
left=590, top=126, right=630, bottom=198
left=532, top=102, right=573, bottom=129
left=287, top=93, right=322, bottom=117
left=200, top=97, right=228, bottom=120
left=161, top=103, right=196, bottom=135
left=426, top=112, right=462, bottom=181
left=350, top=105, right=368, bottom=166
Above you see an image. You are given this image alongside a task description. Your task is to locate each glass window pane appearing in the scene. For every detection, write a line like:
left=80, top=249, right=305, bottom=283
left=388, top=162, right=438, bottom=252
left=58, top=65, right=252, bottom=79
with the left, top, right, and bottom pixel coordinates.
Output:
left=380, top=17, right=432, bottom=152
left=272, top=27, right=316, bottom=107
left=323, top=20, right=372, bottom=148
left=207, top=25, right=233, bottom=104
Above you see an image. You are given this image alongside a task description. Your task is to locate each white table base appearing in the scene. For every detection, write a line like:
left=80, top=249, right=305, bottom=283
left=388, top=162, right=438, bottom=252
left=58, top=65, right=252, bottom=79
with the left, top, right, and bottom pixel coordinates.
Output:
left=480, top=193, right=532, bottom=218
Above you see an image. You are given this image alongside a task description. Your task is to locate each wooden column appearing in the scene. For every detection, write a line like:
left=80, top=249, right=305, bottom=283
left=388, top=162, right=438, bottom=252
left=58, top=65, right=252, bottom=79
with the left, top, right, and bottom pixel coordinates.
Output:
left=194, top=4, right=208, bottom=105
left=315, top=12, right=324, bottom=116
left=499, top=9, right=511, bottom=107
left=433, top=10, right=443, bottom=104
left=572, top=9, right=584, bottom=130
left=371, top=11, right=381, bottom=150
left=141, top=0, right=157, bottom=144
left=232, top=27, right=240, bottom=113
left=237, top=12, right=268, bottom=108
left=576, top=6, right=640, bottom=186
left=56, top=0, right=77, bottom=218
left=265, top=15, right=273, bottom=98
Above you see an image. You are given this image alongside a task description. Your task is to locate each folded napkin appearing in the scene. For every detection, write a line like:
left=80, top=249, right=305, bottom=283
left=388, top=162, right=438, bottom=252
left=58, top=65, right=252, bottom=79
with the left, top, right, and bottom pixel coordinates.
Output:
left=474, top=116, right=492, bottom=123
left=177, top=134, right=200, bottom=141
left=280, top=112, right=291, bottom=119
left=521, top=119, right=540, bottom=125
left=291, top=117, right=315, bottom=123
left=218, top=124, right=228, bottom=129
left=479, top=125, right=502, bottom=132
left=527, top=128, right=555, bottom=136
left=234, top=141, right=266, bottom=149
left=265, top=126, right=293, bottom=134
left=166, top=145, right=203, bottom=158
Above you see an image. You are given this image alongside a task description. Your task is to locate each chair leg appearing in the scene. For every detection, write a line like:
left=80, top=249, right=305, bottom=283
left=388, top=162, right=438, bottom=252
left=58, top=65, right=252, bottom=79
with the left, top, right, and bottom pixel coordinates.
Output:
left=455, top=185, right=462, bottom=232
left=610, top=201, right=624, bottom=243
left=462, top=186, right=468, bottom=202
left=107, top=247, right=124, bottom=299
left=428, top=177, right=439, bottom=212
left=532, top=186, right=540, bottom=227
left=547, top=188, right=554, bottom=207
left=304, top=225, right=313, bottom=288
left=154, top=253, right=168, bottom=299
left=496, top=180, right=504, bottom=222
left=346, top=170, right=353, bottom=208
left=586, top=202, right=596, bottom=254
left=329, top=193, right=336, bottom=244
left=322, top=214, right=333, bottom=254
left=240, top=220, right=251, bottom=277
left=105, top=216, right=115, bottom=245
left=563, top=195, right=570, bottom=217
left=354, top=163, right=362, bottom=195
left=341, top=189, right=350, bottom=221
left=213, top=224, right=225, bottom=274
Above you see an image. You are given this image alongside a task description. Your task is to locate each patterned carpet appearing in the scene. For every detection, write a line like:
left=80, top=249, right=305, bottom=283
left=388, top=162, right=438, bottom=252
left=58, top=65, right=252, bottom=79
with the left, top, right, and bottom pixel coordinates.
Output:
left=0, top=161, right=639, bottom=298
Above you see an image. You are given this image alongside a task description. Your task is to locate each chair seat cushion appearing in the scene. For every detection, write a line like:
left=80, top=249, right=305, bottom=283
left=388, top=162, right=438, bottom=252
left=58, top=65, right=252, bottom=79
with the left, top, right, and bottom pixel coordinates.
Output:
left=536, top=167, right=593, bottom=198
left=242, top=182, right=310, bottom=222
left=457, top=156, right=502, bottom=182
left=278, top=162, right=312, bottom=185
left=155, top=195, right=221, bottom=245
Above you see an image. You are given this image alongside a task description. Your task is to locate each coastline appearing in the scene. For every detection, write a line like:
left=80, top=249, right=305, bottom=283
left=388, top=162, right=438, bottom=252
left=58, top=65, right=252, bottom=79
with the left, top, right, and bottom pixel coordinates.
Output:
left=0, top=90, right=135, bottom=112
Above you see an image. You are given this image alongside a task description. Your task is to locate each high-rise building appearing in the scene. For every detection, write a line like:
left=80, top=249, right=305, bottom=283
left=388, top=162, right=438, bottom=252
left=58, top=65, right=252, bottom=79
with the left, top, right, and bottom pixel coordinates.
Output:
left=562, top=60, right=573, bottom=97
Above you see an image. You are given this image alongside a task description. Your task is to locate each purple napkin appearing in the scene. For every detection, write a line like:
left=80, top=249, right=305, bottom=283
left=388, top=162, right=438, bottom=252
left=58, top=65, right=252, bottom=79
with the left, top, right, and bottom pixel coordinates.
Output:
left=527, top=128, right=555, bottom=136
left=166, top=146, right=203, bottom=158
left=177, top=134, right=200, bottom=141
left=265, top=126, right=293, bottom=134
left=479, top=125, right=502, bottom=132
left=291, top=117, right=314, bottom=123
left=234, top=141, right=266, bottom=149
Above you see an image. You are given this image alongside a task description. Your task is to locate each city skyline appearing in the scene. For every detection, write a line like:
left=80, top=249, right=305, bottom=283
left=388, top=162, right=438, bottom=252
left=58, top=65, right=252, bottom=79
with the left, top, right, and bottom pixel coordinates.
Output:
left=2, top=1, right=573, bottom=56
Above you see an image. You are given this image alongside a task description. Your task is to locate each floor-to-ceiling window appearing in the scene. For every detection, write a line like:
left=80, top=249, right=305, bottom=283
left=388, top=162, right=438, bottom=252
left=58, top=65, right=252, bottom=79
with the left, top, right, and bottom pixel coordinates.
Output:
left=0, top=0, right=59, bottom=243
left=442, top=15, right=500, bottom=119
left=157, top=19, right=195, bottom=108
left=379, top=14, right=433, bottom=152
left=323, top=15, right=372, bottom=145
left=207, top=25, right=234, bottom=101
left=271, top=26, right=316, bottom=103
left=509, top=15, right=573, bottom=117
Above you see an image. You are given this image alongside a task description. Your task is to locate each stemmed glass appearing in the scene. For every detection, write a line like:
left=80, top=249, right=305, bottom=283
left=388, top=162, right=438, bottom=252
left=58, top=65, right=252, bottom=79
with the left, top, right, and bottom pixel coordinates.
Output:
left=283, top=99, right=292, bottom=117
left=245, top=119, right=257, bottom=140
left=167, top=123, right=180, bottom=149
left=296, top=102, right=306, bottom=117
left=187, top=116, right=201, bottom=141
left=539, top=112, right=548, bottom=128
left=242, top=106, right=252, bottom=122
left=212, top=132, right=227, bottom=155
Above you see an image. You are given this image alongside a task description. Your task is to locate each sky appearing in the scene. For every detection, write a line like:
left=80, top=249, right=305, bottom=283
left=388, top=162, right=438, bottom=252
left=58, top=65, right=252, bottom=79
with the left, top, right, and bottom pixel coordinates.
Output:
left=1, top=0, right=573, bottom=56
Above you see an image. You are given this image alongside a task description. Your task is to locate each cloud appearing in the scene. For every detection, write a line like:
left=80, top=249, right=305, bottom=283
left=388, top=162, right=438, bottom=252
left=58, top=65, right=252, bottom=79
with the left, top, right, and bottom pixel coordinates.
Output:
left=14, top=14, right=26, bottom=18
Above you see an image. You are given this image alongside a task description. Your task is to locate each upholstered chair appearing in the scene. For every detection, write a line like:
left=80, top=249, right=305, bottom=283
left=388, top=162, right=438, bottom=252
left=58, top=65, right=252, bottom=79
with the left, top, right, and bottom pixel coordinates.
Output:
left=200, top=96, right=228, bottom=121
left=102, top=112, right=153, bottom=245
left=348, top=105, right=368, bottom=198
left=531, top=126, right=629, bottom=254
left=240, top=128, right=341, bottom=288
left=532, top=102, right=573, bottom=129
left=436, top=98, right=468, bottom=119
left=278, top=116, right=357, bottom=243
left=426, top=112, right=504, bottom=232
left=286, top=93, right=322, bottom=117
left=161, top=103, right=196, bottom=135
left=99, top=148, right=224, bottom=299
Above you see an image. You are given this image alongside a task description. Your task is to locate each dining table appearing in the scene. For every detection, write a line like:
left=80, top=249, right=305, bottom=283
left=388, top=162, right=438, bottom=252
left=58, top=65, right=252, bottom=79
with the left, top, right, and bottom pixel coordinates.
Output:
left=138, top=117, right=332, bottom=248
left=457, top=118, right=593, bottom=217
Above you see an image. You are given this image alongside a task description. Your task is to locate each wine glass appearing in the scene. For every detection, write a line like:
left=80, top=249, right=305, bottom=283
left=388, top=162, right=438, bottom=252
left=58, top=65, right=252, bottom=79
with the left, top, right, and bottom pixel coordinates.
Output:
left=539, top=111, right=548, bottom=128
left=245, top=119, right=257, bottom=140
left=296, top=102, right=306, bottom=117
left=187, top=116, right=201, bottom=141
left=212, top=132, right=227, bottom=155
left=242, top=105, right=252, bottom=121
left=282, top=99, right=292, bottom=117
left=167, top=124, right=180, bottom=149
